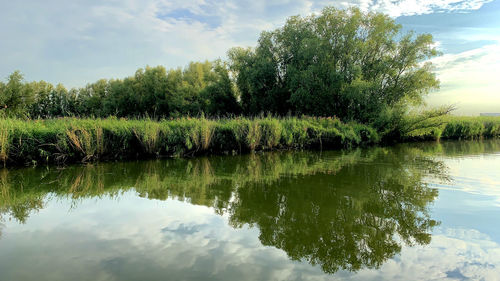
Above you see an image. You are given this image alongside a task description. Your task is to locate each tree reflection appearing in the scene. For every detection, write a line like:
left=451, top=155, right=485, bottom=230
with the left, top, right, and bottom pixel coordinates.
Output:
left=228, top=149, right=440, bottom=273
left=0, top=142, right=458, bottom=274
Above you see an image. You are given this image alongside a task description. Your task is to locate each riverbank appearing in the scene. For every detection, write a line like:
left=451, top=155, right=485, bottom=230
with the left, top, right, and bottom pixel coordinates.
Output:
left=0, top=116, right=498, bottom=166
left=0, top=116, right=379, bottom=166
left=406, top=116, right=500, bottom=140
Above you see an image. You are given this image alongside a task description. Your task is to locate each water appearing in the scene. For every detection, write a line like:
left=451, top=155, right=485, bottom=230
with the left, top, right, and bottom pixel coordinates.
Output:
left=0, top=140, right=499, bottom=281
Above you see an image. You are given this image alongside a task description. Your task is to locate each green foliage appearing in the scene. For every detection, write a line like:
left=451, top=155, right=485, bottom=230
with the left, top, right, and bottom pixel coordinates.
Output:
left=0, top=71, right=35, bottom=117
left=0, top=116, right=379, bottom=166
left=441, top=117, right=486, bottom=140
left=201, top=61, right=241, bottom=116
left=27, top=82, right=74, bottom=118
left=0, top=61, right=240, bottom=119
left=228, top=7, right=440, bottom=122
left=373, top=106, right=452, bottom=142
left=397, top=116, right=500, bottom=141
left=0, top=6, right=447, bottom=143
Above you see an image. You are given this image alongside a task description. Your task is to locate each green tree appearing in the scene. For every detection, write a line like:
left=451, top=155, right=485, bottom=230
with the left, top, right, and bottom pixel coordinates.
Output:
left=27, top=81, right=71, bottom=118
left=104, top=77, right=138, bottom=117
left=228, top=44, right=289, bottom=115
left=227, top=148, right=441, bottom=273
left=0, top=71, right=35, bottom=117
left=229, top=7, right=440, bottom=122
left=133, top=66, right=168, bottom=117
left=201, top=61, right=241, bottom=116
left=27, top=81, right=54, bottom=118
left=75, top=79, right=109, bottom=117
left=0, top=147, right=444, bottom=273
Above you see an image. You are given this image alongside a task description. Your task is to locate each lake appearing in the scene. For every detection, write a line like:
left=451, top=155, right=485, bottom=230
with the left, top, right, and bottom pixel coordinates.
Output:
left=0, top=140, right=499, bottom=281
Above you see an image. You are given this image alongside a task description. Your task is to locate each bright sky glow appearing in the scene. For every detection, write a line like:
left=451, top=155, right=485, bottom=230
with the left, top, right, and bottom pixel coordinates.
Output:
left=0, top=0, right=499, bottom=114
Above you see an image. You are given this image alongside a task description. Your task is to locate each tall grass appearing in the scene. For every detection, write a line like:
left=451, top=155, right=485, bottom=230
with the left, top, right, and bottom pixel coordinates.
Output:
left=0, top=115, right=497, bottom=166
left=0, top=116, right=379, bottom=166
left=403, top=116, right=500, bottom=141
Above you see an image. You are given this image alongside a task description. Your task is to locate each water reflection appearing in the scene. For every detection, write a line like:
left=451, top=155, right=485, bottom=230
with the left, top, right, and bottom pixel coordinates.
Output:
left=228, top=160, right=440, bottom=273
left=0, top=144, right=454, bottom=276
left=406, top=138, right=500, bottom=158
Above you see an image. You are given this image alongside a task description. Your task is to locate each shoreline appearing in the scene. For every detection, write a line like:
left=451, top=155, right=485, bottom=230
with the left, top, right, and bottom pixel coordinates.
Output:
left=0, top=116, right=498, bottom=167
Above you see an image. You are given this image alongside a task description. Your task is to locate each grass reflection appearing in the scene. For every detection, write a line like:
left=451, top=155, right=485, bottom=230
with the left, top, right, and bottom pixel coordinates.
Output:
left=0, top=141, right=487, bottom=274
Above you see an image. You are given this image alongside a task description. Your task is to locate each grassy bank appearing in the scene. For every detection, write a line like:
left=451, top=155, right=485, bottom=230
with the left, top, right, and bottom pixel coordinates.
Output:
left=0, top=116, right=379, bottom=166
left=1, top=116, right=498, bottom=166
left=404, top=116, right=500, bottom=141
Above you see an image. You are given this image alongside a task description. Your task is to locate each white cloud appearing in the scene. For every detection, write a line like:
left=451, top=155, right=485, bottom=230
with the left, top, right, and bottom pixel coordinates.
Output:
left=4, top=189, right=500, bottom=280
left=325, top=227, right=500, bottom=281
left=429, top=154, right=500, bottom=206
left=0, top=0, right=495, bottom=87
left=0, top=192, right=331, bottom=281
left=315, top=0, right=493, bottom=17
left=427, top=41, right=500, bottom=114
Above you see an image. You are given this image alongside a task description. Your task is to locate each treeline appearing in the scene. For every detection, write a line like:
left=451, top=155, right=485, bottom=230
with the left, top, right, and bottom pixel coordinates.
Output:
left=1, top=7, right=440, bottom=129
left=0, top=61, right=240, bottom=119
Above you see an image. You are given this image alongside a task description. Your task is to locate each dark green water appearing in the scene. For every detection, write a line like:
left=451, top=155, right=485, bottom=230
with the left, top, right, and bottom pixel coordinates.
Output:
left=1, top=140, right=500, bottom=280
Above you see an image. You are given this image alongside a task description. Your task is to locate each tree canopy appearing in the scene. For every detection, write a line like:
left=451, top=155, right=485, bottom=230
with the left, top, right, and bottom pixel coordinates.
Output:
left=229, top=7, right=439, bottom=122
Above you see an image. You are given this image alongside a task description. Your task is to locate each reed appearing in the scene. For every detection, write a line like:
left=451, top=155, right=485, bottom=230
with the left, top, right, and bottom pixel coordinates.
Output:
left=0, top=116, right=379, bottom=166
left=403, top=116, right=500, bottom=141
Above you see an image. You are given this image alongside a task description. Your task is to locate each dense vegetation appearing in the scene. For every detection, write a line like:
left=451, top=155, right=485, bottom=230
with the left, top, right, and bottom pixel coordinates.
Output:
left=0, top=117, right=379, bottom=166
left=0, top=116, right=497, bottom=166
left=1, top=8, right=439, bottom=124
left=0, top=7, right=496, bottom=166
left=0, top=61, right=241, bottom=119
left=228, top=7, right=439, bottom=124
left=404, top=116, right=500, bottom=141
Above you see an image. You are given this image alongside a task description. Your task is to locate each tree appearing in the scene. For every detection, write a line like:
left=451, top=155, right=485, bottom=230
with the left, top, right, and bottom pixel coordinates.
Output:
left=0, top=71, right=35, bottom=117
left=201, top=61, right=241, bottom=116
left=228, top=44, right=290, bottom=115
left=229, top=7, right=440, bottom=122
left=75, top=79, right=109, bottom=117
left=104, top=77, right=138, bottom=117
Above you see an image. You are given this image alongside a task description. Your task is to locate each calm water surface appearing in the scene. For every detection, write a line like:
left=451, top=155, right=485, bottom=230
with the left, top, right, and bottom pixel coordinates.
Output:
left=1, top=140, right=500, bottom=280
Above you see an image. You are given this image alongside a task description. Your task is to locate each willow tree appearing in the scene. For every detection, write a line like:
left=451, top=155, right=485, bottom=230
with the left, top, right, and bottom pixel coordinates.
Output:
left=229, top=7, right=440, bottom=123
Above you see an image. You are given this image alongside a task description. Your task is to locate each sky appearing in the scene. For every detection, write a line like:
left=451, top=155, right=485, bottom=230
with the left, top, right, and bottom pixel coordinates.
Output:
left=0, top=0, right=499, bottom=115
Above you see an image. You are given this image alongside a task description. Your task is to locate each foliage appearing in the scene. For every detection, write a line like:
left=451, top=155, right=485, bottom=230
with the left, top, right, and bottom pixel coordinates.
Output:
left=228, top=7, right=440, bottom=122
left=1, top=115, right=495, bottom=167
left=0, top=6, right=443, bottom=132
left=402, top=116, right=500, bottom=141
left=0, top=61, right=240, bottom=119
left=0, top=116, right=379, bottom=166
left=0, top=71, right=35, bottom=117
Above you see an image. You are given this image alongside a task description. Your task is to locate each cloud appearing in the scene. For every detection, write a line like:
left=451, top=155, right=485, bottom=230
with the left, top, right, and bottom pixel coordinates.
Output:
left=329, top=227, right=500, bottom=281
left=0, top=192, right=330, bottom=281
left=0, top=0, right=495, bottom=87
left=3, top=188, right=500, bottom=280
left=429, top=154, right=500, bottom=206
left=312, top=0, right=494, bottom=17
left=364, top=0, right=494, bottom=17
left=426, top=41, right=500, bottom=114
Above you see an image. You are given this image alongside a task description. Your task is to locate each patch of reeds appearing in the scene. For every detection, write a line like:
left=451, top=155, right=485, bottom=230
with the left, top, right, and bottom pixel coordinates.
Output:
left=404, top=116, right=500, bottom=141
left=0, top=116, right=379, bottom=166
